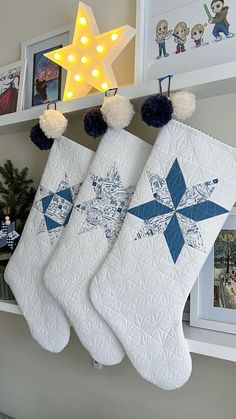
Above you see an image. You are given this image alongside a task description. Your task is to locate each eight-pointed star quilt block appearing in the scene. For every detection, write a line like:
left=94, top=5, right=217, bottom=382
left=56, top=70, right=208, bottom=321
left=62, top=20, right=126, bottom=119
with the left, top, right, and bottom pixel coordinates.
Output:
left=129, top=159, right=229, bottom=263
left=76, top=163, right=135, bottom=246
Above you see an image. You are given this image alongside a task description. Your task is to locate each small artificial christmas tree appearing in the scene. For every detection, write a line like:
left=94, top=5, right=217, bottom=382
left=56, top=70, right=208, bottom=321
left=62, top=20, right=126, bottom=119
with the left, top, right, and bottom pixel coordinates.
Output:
left=0, top=159, right=36, bottom=233
left=0, top=160, right=35, bottom=301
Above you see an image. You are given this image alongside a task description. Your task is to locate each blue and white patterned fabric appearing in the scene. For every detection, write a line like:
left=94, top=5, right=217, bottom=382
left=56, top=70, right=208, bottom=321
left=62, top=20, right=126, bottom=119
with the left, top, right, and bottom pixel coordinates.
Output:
left=35, top=175, right=81, bottom=245
left=5, top=136, right=94, bottom=352
left=90, top=120, right=236, bottom=390
left=129, top=159, right=228, bottom=263
left=76, top=164, right=135, bottom=245
left=44, top=128, right=152, bottom=365
left=0, top=220, right=19, bottom=250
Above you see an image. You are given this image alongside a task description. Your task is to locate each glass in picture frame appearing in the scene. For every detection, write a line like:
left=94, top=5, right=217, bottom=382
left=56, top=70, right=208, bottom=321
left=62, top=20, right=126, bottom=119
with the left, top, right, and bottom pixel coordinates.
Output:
left=190, top=208, right=236, bottom=334
left=21, top=25, right=72, bottom=109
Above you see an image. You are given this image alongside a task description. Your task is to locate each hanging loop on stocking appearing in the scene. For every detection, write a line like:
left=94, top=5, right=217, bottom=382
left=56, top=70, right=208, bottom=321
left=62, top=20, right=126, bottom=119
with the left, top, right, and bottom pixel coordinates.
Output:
left=158, top=74, right=173, bottom=97
left=105, top=88, right=118, bottom=98
left=47, top=101, right=57, bottom=110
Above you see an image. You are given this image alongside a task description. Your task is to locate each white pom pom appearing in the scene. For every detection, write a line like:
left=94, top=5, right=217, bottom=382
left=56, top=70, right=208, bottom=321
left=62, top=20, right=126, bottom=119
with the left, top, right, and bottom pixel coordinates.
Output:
left=101, top=95, right=135, bottom=130
left=170, top=91, right=196, bottom=121
left=39, top=109, right=68, bottom=139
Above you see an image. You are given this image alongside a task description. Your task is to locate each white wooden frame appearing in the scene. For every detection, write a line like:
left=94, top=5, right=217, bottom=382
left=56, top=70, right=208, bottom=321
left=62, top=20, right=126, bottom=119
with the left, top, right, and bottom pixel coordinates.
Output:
left=0, top=302, right=21, bottom=315
left=21, top=24, right=73, bottom=110
left=0, top=60, right=26, bottom=113
left=134, top=0, right=147, bottom=83
left=135, top=0, right=236, bottom=84
left=191, top=208, right=236, bottom=335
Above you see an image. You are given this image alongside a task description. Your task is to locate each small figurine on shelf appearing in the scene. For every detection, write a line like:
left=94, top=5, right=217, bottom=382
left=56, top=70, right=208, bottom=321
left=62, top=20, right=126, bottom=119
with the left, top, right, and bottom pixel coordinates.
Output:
left=0, top=216, right=19, bottom=251
left=0, top=161, right=35, bottom=303
left=0, top=216, right=19, bottom=302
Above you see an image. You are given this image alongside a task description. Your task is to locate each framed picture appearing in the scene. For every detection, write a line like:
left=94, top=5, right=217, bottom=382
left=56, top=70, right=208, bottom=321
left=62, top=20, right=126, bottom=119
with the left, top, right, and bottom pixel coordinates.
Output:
left=135, top=0, right=236, bottom=83
left=183, top=295, right=190, bottom=322
left=31, top=45, right=62, bottom=107
left=0, top=251, right=21, bottom=315
left=21, top=25, right=72, bottom=109
left=0, top=61, right=26, bottom=116
left=190, top=208, right=236, bottom=334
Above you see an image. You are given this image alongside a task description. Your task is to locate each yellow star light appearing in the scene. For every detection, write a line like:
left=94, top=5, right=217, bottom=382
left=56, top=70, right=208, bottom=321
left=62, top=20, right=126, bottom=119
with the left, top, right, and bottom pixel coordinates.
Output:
left=44, top=2, right=136, bottom=101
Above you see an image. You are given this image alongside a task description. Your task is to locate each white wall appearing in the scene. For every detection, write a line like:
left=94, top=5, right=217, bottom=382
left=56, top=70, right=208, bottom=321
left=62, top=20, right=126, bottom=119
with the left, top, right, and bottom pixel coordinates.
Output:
left=0, top=1, right=236, bottom=419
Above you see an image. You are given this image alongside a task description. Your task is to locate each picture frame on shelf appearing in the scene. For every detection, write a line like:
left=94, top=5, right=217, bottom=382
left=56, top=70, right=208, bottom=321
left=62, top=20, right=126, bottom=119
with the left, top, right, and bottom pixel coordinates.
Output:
left=135, top=0, right=236, bottom=83
left=0, top=252, right=21, bottom=315
left=0, top=60, right=26, bottom=116
left=21, top=24, right=72, bottom=110
left=183, top=295, right=190, bottom=322
left=190, top=208, right=236, bottom=335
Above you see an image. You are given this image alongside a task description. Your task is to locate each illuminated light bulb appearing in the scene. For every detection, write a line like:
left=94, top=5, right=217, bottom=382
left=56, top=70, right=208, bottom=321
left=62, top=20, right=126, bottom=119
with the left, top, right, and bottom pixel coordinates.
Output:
left=74, top=74, right=81, bottom=82
left=67, top=54, right=75, bottom=62
left=81, top=56, right=88, bottom=64
left=101, top=82, right=109, bottom=90
left=79, top=16, right=87, bottom=25
left=80, top=36, right=88, bottom=44
left=67, top=91, right=73, bottom=99
left=92, top=69, right=99, bottom=77
left=111, top=33, right=119, bottom=41
left=96, top=45, right=104, bottom=53
left=54, top=53, right=61, bottom=60
left=79, top=17, right=87, bottom=25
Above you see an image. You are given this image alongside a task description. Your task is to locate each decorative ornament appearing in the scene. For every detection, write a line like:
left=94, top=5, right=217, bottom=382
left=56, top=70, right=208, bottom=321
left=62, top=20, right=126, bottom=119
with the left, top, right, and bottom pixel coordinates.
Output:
left=84, top=90, right=135, bottom=138
left=141, top=94, right=173, bottom=128
left=30, top=124, right=54, bottom=150
left=171, top=91, right=196, bottom=121
left=101, top=95, right=135, bottom=130
left=0, top=217, right=19, bottom=250
left=44, top=2, right=135, bottom=100
left=30, top=104, right=67, bottom=150
left=84, top=108, right=108, bottom=138
left=141, top=75, right=173, bottom=129
left=39, top=108, right=68, bottom=138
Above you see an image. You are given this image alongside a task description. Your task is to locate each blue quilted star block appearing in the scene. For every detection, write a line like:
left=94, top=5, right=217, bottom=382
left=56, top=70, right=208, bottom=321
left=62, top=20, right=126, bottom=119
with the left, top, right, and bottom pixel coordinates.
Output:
left=128, top=159, right=229, bottom=263
left=76, top=163, right=135, bottom=245
left=34, top=174, right=81, bottom=245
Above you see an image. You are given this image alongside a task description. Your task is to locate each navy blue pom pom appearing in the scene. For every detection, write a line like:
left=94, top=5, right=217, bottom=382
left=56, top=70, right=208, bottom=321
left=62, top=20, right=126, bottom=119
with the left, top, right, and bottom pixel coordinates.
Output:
left=141, top=94, right=173, bottom=128
left=30, top=124, right=54, bottom=150
left=84, top=109, right=108, bottom=139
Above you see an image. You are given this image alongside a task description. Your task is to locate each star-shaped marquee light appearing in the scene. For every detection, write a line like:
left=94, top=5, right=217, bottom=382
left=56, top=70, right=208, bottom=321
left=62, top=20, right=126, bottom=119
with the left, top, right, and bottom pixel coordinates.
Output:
left=34, top=175, right=81, bottom=245
left=128, top=159, right=229, bottom=264
left=44, top=2, right=136, bottom=101
left=76, top=163, right=135, bottom=245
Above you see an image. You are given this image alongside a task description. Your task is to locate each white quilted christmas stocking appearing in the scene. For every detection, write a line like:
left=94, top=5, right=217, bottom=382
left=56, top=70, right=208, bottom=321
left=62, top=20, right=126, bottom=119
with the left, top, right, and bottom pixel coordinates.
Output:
left=90, top=120, right=236, bottom=389
left=5, top=136, right=94, bottom=352
left=44, top=128, right=151, bottom=364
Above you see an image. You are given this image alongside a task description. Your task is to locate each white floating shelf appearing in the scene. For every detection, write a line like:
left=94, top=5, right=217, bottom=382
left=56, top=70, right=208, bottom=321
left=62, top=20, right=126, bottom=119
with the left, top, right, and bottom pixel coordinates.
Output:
left=0, top=301, right=235, bottom=362
left=1, top=60, right=236, bottom=135
left=184, top=322, right=236, bottom=362
left=0, top=302, right=21, bottom=315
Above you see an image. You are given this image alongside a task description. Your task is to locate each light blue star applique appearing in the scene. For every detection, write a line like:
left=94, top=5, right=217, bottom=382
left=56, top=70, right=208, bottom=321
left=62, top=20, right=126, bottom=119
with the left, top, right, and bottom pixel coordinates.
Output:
left=76, top=163, right=135, bottom=245
left=34, top=175, right=81, bottom=245
left=128, top=159, right=229, bottom=263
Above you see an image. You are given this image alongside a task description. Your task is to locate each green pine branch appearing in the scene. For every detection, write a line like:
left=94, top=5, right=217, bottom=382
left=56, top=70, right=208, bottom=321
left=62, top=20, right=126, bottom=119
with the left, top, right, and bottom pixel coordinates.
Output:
left=0, top=160, right=36, bottom=233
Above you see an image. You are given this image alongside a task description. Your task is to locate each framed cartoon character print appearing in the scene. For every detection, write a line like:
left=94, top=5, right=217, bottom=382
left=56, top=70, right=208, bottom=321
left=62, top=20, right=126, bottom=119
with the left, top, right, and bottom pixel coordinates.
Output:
left=135, top=0, right=236, bottom=82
